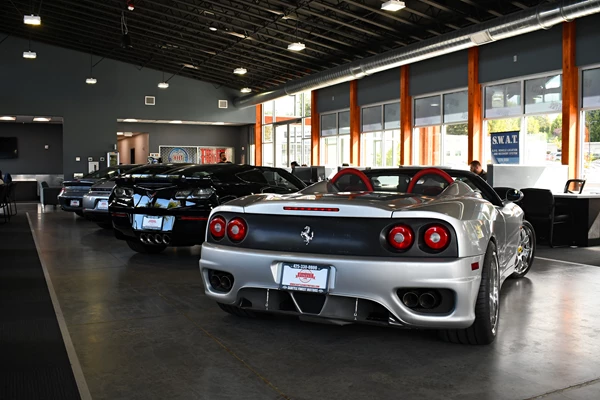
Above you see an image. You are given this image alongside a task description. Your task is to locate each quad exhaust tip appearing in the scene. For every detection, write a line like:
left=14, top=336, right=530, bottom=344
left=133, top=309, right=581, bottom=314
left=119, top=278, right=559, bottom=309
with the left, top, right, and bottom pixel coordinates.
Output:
left=140, top=233, right=171, bottom=246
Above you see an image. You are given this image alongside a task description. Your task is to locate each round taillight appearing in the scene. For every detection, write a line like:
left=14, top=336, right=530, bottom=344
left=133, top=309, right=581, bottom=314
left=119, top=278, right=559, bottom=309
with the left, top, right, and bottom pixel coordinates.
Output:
left=424, top=225, right=450, bottom=250
left=227, top=218, right=247, bottom=242
left=209, top=216, right=226, bottom=239
left=387, top=225, right=414, bottom=250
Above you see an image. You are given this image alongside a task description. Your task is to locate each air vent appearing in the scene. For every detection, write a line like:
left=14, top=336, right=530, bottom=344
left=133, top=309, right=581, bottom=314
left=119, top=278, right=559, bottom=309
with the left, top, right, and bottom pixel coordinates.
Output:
left=470, top=31, right=493, bottom=45
left=218, top=100, right=228, bottom=109
left=145, top=96, right=156, bottom=106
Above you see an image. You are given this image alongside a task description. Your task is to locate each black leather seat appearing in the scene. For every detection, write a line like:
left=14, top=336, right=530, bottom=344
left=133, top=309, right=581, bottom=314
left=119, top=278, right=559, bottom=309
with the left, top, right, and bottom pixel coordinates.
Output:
left=520, top=188, right=571, bottom=247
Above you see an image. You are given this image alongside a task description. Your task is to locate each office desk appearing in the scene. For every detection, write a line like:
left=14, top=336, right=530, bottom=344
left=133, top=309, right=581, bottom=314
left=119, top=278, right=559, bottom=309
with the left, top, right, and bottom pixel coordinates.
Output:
left=553, top=193, right=600, bottom=247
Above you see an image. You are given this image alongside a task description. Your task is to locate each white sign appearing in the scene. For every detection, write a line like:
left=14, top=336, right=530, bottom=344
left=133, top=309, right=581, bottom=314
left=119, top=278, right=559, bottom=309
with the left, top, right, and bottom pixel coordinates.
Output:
left=280, top=263, right=330, bottom=293
left=97, top=200, right=109, bottom=210
left=142, top=216, right=163, bottom=230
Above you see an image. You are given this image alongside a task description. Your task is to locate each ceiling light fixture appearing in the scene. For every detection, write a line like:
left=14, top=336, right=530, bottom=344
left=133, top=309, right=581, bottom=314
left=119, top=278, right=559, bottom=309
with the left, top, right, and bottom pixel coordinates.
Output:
left=127, top=0, right=135, bottom=11
left=117, top=132, right=124, bottom=136
left=233, top=67, right=247, bottom=75
left=86, top=52, right=97, bottom=84
left=124, top=132, right=133, bottom=137
left=240, top=87, right=252, bottom=93
left=287, top=42, right=306, bottom=51
left=158, top=71, right=169, bottom=89
left=169, top=120, right=183, bottom=124
left=0, top=116, right=16, bottom=121
left=23, top=50, right=36, bottom=59
left=86, top=78, right=97, bottom=85
left=381, top=0, right=406, bottom=11
left=24, top=14, right=41, bottom=25
left=213, top=122, right=225, bottom=125
left=209, top=26, right=217, bottom=32
left=123, top=118, right=138, bottom=122
left=33, top=117, right=51, bottom=122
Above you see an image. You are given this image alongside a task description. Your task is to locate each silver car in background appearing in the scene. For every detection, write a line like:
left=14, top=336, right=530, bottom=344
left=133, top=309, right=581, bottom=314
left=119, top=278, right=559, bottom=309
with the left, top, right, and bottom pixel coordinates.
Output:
left=82, top=163, right=190, bottom=228
left=199, top=167, right=536, bottom=345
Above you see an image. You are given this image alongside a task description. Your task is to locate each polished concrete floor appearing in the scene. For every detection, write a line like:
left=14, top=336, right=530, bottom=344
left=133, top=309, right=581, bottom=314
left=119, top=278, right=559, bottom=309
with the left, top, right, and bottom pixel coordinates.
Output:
left=26, top=206, right=600, bottom=400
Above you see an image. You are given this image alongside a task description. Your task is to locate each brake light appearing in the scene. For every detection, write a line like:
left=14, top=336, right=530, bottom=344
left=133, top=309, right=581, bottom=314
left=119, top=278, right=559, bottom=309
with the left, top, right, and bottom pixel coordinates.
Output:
left=283, top=207, right=339, bottom=212
left=387, top=224, right=414, bottom=250
left=423, top=225, right=450, bottom=250
left=209, top=216, right=226, bottom=239
left=227, top=217, right=247, bottom=242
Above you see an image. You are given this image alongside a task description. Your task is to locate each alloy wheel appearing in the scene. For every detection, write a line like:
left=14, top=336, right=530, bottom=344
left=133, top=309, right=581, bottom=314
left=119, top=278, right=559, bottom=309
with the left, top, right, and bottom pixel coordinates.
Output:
left=489, top=251, right=500, bottom=334
left=515, top=225, right=533, bottom=274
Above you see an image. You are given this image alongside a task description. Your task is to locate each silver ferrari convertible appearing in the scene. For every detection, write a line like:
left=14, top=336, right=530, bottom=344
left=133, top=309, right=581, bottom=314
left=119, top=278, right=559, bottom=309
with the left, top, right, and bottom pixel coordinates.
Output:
left=199, top=167, right=535, bottom=345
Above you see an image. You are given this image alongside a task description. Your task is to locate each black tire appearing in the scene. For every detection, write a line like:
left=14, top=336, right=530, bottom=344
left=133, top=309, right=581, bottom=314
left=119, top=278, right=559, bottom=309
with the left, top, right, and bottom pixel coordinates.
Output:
left=439, top=241, right=500, bottom=345
left=509, top=220, right=536, bottom=279
left=217, top=302, right=257, bottom=318
left=126, top=239, right=166, bottom=254
left=97, top=222, right=113, bottom=229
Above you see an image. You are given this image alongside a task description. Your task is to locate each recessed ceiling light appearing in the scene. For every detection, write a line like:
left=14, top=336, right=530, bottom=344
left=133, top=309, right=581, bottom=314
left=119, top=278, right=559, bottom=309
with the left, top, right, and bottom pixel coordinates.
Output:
left=169, top=120, right=183, bottom=124
left=24, top=14, right=41, bottom=25
left=33, top=117, right=51, bottom=122
left=123, top=118, right=138, bottom=122
left=287, top=42, right=306, bottom=51
left=86, top=77, right=97, bottom=85
left=182, top=63, right=200, bottom=70
left=23, top=51, right=37, bottom=59
left=227, top=32, right=247, bottom=39
left=117, top=132, right=124, bottom=136
left=233, top=68, right=247, bottom=75
left=209, top=26, right=217, bottom=31
left=158, top=82, right=169, bottom=89
left=381, top=0, right=406, bottom=11
left=0, top=116, right=16, bottom=121
left=240, top=87, right=252, bottom=93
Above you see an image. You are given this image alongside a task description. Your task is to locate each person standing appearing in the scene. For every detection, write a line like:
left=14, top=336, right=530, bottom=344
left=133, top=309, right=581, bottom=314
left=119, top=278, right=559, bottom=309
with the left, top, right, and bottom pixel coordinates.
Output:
left=469, top=160, right=487, bottom=181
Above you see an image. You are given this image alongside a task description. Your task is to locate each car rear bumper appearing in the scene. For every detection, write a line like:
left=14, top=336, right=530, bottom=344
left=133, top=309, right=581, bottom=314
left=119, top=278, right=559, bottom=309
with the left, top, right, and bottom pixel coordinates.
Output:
left=58, top=196, right=83, bottom=211
left=199, top=243, right=485, bottom=329
left=112, top=211, right=208, bottom=246
left=82, top=194, right=110, bottom=221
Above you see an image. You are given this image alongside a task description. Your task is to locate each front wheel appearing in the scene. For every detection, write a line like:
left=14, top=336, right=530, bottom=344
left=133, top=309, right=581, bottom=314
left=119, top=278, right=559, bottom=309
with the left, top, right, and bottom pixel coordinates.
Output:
left=126, top=239, right=166, bottom=254
left=510, top=220, right=536, bottom=279
left=439, top=241, right=500, bottom=345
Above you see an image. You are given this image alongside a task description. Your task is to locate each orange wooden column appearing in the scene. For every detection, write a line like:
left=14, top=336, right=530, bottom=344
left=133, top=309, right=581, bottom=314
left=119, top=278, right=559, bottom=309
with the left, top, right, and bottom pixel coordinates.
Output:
left=468, top=47, right=483, bottom=164
left=400, top=65, right=412, bottom=165
left=349, top=80, right=360, bottom=165
left=254, top=104, right=262, bottom=166
left=311, top=90, right=320, bottom=165
left=562, top=21, right=579, bottom=179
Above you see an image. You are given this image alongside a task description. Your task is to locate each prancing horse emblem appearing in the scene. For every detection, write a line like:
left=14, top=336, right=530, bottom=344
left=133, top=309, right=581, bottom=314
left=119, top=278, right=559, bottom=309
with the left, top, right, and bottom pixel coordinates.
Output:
left=301, top=226, right=314, bottom=245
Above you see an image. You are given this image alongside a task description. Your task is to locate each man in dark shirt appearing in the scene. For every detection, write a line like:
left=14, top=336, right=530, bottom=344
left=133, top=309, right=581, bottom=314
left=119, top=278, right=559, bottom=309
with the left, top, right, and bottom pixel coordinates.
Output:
left=469, top=160, right=487, bottom=181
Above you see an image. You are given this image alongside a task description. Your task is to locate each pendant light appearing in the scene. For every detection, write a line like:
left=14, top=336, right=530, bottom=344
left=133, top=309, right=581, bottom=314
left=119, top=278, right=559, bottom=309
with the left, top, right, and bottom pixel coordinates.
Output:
left=86, top=52, right=97, bottom=84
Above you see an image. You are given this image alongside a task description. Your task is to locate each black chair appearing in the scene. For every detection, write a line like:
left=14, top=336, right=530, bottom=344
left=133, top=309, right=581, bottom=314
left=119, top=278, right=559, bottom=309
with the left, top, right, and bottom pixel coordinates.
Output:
left=40, top=181, right=61, bottom=208
left=564, top=179, right=586, bottom=194
left=520, top=188, right=571, bottom=247
left=6, top=182, right=17, bottom=215
left=0, top=185, right=9, bottom=223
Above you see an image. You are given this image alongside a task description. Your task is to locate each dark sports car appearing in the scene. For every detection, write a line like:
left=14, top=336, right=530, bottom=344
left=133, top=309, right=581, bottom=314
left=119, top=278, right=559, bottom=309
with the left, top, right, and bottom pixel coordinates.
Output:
left=109, top=164, right=306, bottom=254
left=58, top=165, right=141, bottom=215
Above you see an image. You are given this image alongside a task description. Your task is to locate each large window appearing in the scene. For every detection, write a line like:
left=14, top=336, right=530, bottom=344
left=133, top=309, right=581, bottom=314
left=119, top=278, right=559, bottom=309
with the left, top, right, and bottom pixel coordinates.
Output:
left=320, top=110, right=350, bottom=166
left=261, top=93, right=312, bottom=167
left=361, top=102, right=401, bottom=167
left=483, top=74, right=562, bottom=167
left=581, top=67, right=600, bottom=192
left=413, top=90, right=468, bottom=168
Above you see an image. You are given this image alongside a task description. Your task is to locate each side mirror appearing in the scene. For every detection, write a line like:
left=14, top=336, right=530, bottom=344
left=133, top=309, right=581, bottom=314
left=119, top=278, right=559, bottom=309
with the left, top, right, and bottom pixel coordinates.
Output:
left=505, top=188, right=523, bottom=203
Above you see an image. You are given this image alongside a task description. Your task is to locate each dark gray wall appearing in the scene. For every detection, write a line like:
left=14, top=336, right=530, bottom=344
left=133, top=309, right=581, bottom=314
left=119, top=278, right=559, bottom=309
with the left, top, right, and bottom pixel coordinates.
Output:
left=357, top=68, right=400, bottom=106
left=116, top=123, right=251, bottom=163
left=0, top=123, right=63, bottom=174
left=479, top=26, right=562, bottom=84
left=0, top=37, right=255, bottom=179
left=410, top=51, right=468, bottom=96
left=576, top=13, right=600, bottom=67
left=317, top=82, right=351, bottom=113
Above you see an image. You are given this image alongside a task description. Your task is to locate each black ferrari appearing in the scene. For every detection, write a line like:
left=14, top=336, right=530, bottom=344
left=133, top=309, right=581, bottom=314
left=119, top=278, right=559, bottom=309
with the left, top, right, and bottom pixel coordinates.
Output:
left=109, top=164, right=306, bottom=253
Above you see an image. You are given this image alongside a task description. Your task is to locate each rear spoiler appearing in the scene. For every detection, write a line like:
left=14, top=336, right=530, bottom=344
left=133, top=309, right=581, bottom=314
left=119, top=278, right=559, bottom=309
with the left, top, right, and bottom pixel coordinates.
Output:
left=63, top=180, right=95, bottom=187
left=115, top=174, right=213, bottom=187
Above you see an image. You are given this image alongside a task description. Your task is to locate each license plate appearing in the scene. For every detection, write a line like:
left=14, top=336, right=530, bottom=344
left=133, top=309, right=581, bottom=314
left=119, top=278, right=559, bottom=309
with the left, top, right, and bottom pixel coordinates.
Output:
left=279, top=263, right=330, bottom=294
left=70, top=200, right=80, bottom=207
left=142, top=216, right=163, bottom=230
left=97, top=200, right=109, bottom=210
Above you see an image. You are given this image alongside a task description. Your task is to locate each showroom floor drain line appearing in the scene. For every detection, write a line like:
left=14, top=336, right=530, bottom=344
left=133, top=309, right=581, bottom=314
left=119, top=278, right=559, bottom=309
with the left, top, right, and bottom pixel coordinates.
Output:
left=523, top=376, right=600, bottom=399
left=26, top=213, right=93, bottom=400
left=155, top=291, right=291, bottom=400
left=536, top=256, right=598, bottom=268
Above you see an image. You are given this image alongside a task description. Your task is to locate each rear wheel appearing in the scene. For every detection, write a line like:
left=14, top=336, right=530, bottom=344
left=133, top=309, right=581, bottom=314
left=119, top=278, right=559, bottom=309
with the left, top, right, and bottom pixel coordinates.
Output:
left=439, top=241, right=500, bottom=345
left=126, top=239, right=166, bottom=254
left=510, top=220, right=535, bottom=279
left=217, top=302, right=257, bottom=318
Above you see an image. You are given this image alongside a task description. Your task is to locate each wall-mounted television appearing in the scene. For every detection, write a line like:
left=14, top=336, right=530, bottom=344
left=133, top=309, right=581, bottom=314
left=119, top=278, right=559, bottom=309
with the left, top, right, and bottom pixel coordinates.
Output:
left=0, top=137, right=18, bottom=159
